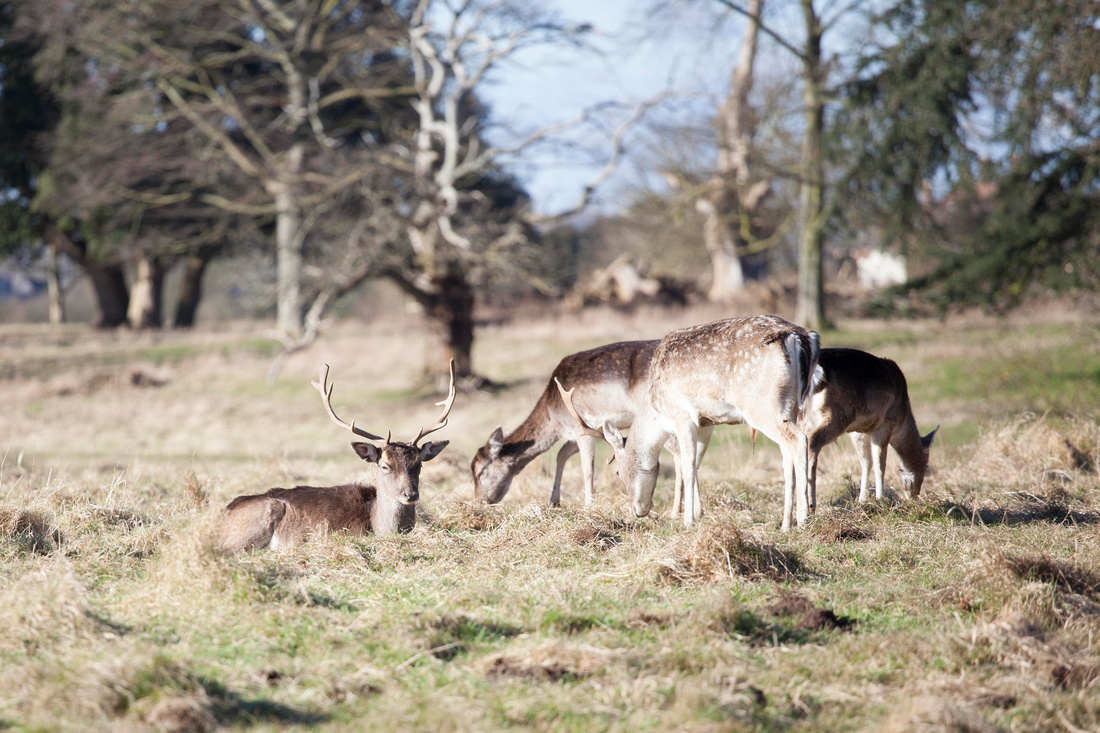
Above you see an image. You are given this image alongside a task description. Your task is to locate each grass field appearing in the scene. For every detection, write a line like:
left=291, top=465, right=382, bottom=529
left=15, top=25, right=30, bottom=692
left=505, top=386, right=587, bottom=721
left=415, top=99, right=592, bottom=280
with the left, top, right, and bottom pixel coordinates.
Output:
left=1, top=303, right=1098, bottom=732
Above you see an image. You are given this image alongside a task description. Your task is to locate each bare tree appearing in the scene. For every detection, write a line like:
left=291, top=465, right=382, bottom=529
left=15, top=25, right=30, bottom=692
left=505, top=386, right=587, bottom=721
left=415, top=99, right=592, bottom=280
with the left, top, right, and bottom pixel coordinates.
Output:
left=379, top=0, right=650, bottom=382
left=712, top=0, right=865, bottom=328
left=114, top=0, right=414, bottom=338
left=697, top=0, right=771, bottom=301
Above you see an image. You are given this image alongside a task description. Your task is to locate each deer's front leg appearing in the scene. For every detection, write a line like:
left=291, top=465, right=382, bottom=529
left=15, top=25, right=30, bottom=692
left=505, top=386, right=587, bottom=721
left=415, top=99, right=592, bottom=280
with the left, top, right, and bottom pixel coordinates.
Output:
left=674, top=423, right=701, bottom=528
left=871, top=435, right=889, bottom=500
left=808, top=447, right=820, bottom=514
left=551, top=440, right=579, bottom=506
left=576, top=435, right=598, bottom=507
left=851, top=433, right=872, bottom=502
left=692, top=426, right=714, bottom=522
left=667, top=435, right=683, bottom=520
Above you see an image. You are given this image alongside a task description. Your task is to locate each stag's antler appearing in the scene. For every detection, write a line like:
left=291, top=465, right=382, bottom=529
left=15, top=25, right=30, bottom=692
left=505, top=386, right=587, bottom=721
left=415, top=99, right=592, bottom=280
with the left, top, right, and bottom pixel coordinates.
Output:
left=312, top=364, right=386, bottom=442
left=412, top=359, right=457, bottom=446
left=554, top=378, right=605, bottom=439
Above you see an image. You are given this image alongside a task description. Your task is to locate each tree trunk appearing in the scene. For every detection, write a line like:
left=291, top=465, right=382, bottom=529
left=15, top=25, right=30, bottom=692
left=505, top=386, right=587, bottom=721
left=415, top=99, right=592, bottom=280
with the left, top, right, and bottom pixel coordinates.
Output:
left=86, top=264, right=131, bottom=328
left=385, top=263, right=478, bottom=384
left=273, top=144, right=305, bottom=339
left=174, top=245, right=217, bottom=328
left=43, top=220, right=129, bottom=328
left=796, top=0, right=826, bottom=330
left=425, top=271, right=475, bottom=380
left=698, top=198, right=746, bottom=300
left=700, top=0, right=767, bottom=303
left=127, top=251, right=165, bottom=329
left=45, top=244, right=65, bottom=325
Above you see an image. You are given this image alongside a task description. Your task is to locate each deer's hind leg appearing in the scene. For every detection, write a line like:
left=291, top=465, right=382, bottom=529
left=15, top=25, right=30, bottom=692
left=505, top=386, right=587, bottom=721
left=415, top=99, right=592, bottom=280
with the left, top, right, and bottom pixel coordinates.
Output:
left=769, top=419, right=810, bottom=531
left=220, top=496, right=287, bottom=552
left=851, top=433, right=873, bottom=502
left=577, top=435, right=598, bottom=506
left=551, top=440, right=579, bottom=506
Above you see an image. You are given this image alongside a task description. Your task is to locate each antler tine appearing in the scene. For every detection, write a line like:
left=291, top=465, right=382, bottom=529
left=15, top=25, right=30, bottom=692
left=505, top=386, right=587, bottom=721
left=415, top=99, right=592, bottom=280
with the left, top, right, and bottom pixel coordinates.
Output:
left=311, top=364, right=386, bottom=442
left=413, top=359, right=457, bottom=446
left=554, top=378, right=605, bottom=439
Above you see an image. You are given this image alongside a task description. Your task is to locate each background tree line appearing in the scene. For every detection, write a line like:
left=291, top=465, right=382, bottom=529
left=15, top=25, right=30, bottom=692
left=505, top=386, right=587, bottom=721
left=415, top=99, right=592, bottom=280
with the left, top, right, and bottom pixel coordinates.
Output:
left=1, top=0, right=1096, bottom=378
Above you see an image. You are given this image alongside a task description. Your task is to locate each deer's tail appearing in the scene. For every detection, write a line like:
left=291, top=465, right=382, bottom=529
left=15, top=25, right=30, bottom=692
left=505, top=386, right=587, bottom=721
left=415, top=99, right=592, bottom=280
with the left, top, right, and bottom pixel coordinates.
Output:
left=786, top=330, right=822, bottom=419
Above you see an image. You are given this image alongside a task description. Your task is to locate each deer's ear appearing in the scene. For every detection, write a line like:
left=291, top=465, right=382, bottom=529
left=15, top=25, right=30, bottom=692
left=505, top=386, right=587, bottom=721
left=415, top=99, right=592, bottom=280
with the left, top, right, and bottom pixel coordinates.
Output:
left=352, top=442, right=382, bottom=463
left=488, top=427, right=504, bottom=458
left=420, top=440, right=449, bottom=462
left=921, top=425, right=940, bottom=449
left=602, top=421, right=626, bottom=450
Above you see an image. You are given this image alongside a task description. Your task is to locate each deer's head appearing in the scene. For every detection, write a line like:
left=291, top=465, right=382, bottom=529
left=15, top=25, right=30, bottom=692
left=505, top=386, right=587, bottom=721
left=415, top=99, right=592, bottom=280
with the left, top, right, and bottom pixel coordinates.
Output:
left=600, top=421, right=659, bottom=517
left=899, top=425, right=939, bottom=499
left=352, top=439, right=448, bottom=504
left=554, top=378, right=659, bottom=518
left=313, top=361, right=455, bottom=506
left=471, top=427, right=514, bottom=504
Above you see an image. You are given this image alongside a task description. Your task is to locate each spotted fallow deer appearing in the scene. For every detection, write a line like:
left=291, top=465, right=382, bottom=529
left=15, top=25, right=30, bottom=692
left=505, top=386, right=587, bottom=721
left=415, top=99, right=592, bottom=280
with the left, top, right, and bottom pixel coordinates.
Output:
left=219, top=361, right=456, bottom=552
left=472, top=341, right=698, bottom=510
left=801, top=348, right=938, bottom=508
left=560, top=315, right=821, bottom=530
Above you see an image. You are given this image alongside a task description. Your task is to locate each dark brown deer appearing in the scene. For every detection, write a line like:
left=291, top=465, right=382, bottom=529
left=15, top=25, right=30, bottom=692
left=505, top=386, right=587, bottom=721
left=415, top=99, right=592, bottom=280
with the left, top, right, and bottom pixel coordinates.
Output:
left=801, top=348, right=938, bottom=508
left=560, top=316, right=821, bottom=530
left=471, top=341, right=693, bottom=510
left=220, top=361, right=456, bottom=552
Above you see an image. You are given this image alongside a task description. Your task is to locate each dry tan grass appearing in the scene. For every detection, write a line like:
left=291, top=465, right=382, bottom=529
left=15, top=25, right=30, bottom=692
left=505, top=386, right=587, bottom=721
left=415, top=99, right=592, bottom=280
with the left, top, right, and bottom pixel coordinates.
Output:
left=0, top=505, right=58, bottom=554
left=881, top=695, right=1002, bottom=733
left=651, top=522, right=803, bottom=584
left=0, top=309, right=1099, bottom=730
left=946, top=414, right=1099, bottom=491
left=481, top=640, right=616, bottom=682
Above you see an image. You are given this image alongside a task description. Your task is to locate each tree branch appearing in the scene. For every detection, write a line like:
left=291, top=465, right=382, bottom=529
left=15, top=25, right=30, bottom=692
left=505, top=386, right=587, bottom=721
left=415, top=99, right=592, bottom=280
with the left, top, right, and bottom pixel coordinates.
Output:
left=711, top=0, right=808, bottom=63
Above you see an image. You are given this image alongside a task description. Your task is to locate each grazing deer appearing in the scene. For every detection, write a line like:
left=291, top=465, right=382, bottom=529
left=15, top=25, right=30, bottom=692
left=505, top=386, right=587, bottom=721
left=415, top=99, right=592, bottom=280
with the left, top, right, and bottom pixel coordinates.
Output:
left=560, top=315, right=821, bottom=530
left=220, top=361, right=456, bottom=552
left=472, top=341, right=695, bottom=510
left=801, top=348, right=938, bottom=508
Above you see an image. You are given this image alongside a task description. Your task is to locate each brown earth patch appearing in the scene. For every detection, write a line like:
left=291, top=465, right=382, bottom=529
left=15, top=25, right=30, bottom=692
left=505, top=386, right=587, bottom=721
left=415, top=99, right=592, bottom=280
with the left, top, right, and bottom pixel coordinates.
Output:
left=766, top=593, right=855, bottom=633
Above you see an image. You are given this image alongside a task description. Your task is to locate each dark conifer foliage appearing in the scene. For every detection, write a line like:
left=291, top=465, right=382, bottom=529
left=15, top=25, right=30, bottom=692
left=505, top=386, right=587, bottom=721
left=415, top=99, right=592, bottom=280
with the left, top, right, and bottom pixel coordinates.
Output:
left=838, top=0, right=1100, bottom=310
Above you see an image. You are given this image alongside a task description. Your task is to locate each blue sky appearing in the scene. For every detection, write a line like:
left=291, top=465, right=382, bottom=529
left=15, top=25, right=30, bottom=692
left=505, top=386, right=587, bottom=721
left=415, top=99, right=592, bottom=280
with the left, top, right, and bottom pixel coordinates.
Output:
left=476, top=0, right=752, bottom=215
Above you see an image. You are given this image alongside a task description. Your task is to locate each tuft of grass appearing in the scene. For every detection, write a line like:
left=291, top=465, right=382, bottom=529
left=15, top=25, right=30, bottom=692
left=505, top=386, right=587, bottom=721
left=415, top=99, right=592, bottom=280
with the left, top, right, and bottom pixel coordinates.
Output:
left=481, top=641, right=613, bottom=682
left=990, top=552, right=1100, bottom=600
left=652, top=523, right=804, bottom=584
left=0, top=505, right=59, bottom=555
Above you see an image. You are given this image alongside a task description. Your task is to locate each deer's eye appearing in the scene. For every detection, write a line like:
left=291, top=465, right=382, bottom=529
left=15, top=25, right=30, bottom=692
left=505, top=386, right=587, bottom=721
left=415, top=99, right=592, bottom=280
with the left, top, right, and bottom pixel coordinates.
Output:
left=381, top=464, right=390, bottom=473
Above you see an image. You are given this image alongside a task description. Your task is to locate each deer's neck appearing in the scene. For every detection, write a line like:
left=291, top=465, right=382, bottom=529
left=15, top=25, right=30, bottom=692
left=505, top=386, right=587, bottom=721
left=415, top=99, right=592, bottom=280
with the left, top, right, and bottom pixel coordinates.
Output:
left=500, top=398, right=565, bottom=469
left=889, top=408, right=928, bottom=476
left=371, top=491, right=417, bottom=535
left=631, top=407, right=669, bottom=470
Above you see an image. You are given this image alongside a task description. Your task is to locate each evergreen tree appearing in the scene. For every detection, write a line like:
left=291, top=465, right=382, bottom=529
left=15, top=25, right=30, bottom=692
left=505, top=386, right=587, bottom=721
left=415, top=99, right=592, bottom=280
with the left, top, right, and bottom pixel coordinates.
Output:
left=839, top=0, right=1100, bottom=310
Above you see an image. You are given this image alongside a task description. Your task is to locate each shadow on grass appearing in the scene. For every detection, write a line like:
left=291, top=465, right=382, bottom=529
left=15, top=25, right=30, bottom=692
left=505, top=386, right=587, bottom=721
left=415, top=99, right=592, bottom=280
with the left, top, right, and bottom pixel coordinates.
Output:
left=200, top=676, right=328, bottom=726
left=133, top=665, right=327, bottom=727
left=826, top=485, right=1100, bottom=528
left=417, top=613, right=526, bottom=662
left=716, top=593, right=856, bottom=647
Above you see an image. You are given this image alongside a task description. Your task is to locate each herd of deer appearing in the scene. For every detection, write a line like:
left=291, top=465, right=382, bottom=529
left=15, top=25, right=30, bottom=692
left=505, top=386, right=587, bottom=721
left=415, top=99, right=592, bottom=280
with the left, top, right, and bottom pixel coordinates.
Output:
left=220, top=315, right=938, bottom=551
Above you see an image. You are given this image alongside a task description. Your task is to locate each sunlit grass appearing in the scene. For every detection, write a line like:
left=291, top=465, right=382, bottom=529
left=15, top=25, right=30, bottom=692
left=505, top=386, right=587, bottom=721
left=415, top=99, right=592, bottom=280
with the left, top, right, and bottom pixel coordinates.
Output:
left=0, top=308, right=1098, bottom=730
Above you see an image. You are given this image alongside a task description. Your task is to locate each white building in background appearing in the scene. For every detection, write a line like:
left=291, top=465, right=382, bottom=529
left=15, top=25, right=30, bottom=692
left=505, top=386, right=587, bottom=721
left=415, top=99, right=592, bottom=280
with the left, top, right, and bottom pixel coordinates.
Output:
left=855, top=249, right=908, bottom=290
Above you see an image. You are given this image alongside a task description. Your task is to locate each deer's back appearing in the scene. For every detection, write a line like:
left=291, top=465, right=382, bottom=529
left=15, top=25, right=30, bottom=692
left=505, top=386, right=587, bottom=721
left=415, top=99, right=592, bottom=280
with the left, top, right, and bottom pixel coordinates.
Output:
left=543, top=340, right=660, bottom=427
left=649, top=316, right=810, bottom=421
left=815, top=348, right=910, bottom=431
left=229, top=483, right=377, bottom=534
